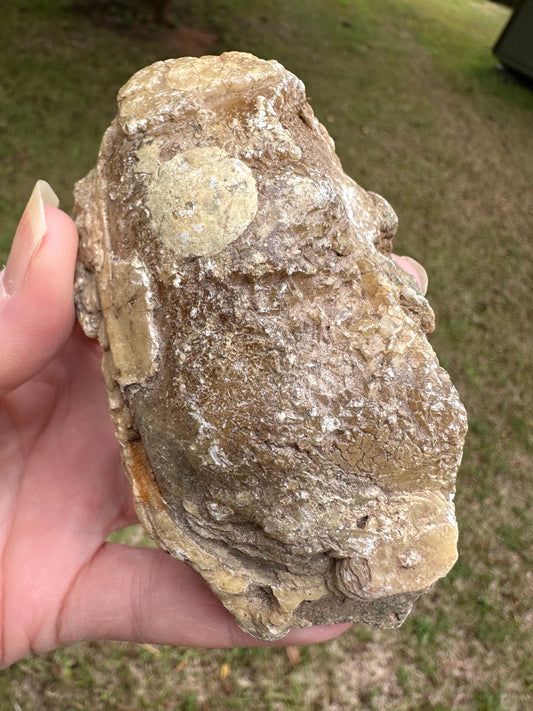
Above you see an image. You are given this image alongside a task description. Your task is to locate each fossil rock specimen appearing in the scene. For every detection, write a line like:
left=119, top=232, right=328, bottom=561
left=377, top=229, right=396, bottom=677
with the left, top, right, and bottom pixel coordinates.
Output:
left=73, top=52, right=467, bottom=640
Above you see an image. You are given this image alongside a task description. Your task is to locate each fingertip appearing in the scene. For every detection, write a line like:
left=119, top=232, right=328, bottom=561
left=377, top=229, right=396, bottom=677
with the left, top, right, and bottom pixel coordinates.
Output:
left=42, top=205, right=79, bottom=254
left=392, top=254, right=428, bottom=295
left=0, top=206, right=79, bottom=393
left=36, top=206, right=79, bottom=307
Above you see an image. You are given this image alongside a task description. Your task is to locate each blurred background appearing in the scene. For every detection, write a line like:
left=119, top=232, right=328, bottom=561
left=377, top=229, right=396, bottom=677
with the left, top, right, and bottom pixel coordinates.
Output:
left=1, top=1, right=532, bottom=709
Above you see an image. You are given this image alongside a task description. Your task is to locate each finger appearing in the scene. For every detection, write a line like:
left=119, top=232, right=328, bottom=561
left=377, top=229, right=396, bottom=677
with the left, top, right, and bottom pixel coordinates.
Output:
left=58, top=543, right=350, bottom=650
left=391, top=254, right=428, bottom=295
left=0, top=181, right=79, bottom=394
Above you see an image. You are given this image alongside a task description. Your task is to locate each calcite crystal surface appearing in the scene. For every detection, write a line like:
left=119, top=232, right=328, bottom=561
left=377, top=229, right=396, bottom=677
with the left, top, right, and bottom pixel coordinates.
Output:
left=73, top=52, right=467, bottom=640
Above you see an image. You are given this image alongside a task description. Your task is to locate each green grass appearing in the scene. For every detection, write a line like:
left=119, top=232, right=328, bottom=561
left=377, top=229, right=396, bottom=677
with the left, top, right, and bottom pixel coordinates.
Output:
left=1, top=0, right=532, bottom=709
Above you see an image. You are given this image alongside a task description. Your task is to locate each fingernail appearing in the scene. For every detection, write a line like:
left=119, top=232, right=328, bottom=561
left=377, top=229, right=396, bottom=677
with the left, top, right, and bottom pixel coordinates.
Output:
left=393, top=255, right=429, bottom=295
left=1, top=180, right=59, bottom=296
left=401, top=256, right=428, bottom=295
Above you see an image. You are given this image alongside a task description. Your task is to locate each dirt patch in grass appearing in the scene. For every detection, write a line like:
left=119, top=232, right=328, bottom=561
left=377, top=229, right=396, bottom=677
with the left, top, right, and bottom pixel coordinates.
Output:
left=161, top=25, right=218, bottom=55
left=69, top=0, right=219, bottom=54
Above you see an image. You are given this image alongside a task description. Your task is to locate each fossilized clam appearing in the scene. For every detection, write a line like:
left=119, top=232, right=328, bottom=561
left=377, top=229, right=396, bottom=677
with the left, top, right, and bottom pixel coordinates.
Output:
left=74, top=52, right=467, bottom=640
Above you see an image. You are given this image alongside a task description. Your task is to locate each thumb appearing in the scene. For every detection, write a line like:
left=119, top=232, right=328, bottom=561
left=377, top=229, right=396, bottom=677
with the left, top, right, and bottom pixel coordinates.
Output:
left=0, top=181, right=79, bottom=394
left=58, top=543, right=351, bottom=650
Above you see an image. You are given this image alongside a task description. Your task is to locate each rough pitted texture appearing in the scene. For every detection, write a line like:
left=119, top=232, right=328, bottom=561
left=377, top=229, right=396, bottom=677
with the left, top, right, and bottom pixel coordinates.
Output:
left=73, top=52, right=467, bottom=640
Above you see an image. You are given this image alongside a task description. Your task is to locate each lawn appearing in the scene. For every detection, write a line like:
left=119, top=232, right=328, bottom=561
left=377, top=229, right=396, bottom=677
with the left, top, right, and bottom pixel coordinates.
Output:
left=1, top=0, right=532, bottom=709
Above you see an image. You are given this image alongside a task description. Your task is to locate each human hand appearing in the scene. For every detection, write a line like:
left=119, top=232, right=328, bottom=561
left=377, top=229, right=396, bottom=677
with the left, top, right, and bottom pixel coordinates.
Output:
left=0, top=181, right=350, bottom=667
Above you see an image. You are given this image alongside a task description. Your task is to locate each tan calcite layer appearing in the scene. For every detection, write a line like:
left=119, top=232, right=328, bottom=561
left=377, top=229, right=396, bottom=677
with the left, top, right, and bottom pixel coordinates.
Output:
left=73, top=52, right=467, bottom=641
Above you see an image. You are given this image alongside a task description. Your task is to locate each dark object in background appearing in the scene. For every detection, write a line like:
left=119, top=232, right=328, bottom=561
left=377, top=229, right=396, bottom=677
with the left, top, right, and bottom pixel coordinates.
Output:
left=148, top=0, right=172, bottom=24
left=490, top=0, right=519, bottom=7
left=493, top=0, right=533, bottom=81
left=68, top=0, right=175, bottom=28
